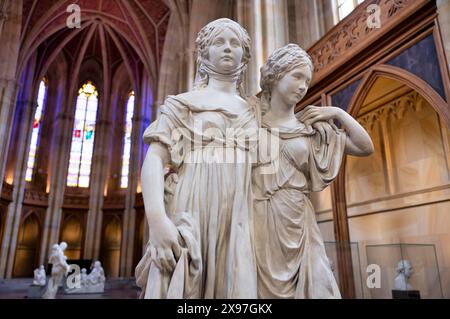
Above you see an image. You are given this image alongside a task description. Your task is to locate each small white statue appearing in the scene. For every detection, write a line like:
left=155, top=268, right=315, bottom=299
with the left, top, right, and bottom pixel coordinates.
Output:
left=42, top=242, right=69, bottom=299
left=33, top=265, right=46, bottom=286
left=394, top=259, right=413, bottom=291
left=80, top=268, right=88, bottom=288
left=66, top=261, right=106, bottom=294
left=87, top=261, right=105, bottom=293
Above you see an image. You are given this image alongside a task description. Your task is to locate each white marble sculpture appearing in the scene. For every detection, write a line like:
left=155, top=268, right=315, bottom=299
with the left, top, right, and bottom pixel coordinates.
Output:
left=135, top=17, right=258, bottom=299
left=87, top=261, right=105, bottom=293
left=135, top=19, right=374, bottom=299
left=394, top=259, right=413, bottom=291
left=80, top=268, right=88, bottom=288
left=65, top=262, right=105, bottom=294
left=42, top=242, right=69, bottom=299
left=65, top=268, right=87, bottom=294
left=33, top=265, right=46, bottom=286
left=252, top=44, right=373, bottom=298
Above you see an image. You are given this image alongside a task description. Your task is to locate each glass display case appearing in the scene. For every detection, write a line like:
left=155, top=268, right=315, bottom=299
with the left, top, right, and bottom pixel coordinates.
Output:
left=365, top=243, right=443, bottom=299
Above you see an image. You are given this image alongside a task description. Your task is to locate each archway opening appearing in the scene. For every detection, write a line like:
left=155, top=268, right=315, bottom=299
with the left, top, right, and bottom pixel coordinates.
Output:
left=100, top=216, right=122, bottom=278
left=60, top=214, right=85, bottom=260
left=13, top=213, right=41, bottom=277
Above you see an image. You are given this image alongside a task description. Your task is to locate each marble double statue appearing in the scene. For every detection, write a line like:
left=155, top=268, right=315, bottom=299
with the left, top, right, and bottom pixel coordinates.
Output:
left=42, top=242, right=69, bottom=299
left=135, top=18, right=374, bottom=299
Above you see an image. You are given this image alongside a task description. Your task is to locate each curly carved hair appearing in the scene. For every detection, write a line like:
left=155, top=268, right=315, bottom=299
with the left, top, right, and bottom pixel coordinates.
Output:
left=194, top=18, right=251, bottom=91
left=260, top=44, right=313, bottom=113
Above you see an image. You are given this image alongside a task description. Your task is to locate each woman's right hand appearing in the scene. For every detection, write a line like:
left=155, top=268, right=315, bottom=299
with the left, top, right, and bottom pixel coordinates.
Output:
left=148, top=214, right=182, bottom=273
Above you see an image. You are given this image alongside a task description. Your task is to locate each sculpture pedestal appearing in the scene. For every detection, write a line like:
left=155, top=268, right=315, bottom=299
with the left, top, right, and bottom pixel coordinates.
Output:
left=26, top=285, right=47, bottom=299
left=64, top=284, right=105, bottom=294
left=392, top=290, right=421, bottom=299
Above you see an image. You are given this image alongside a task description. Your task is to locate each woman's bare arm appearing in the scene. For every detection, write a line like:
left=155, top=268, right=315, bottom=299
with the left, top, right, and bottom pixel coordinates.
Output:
left=141, top=143, right=170, bottom=223
left=141, top=143, right=181, bottom=272
left=300, top=106, right=374, bottom=157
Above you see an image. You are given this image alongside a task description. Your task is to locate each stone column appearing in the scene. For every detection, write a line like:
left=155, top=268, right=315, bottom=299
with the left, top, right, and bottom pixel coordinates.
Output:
left=120, top=75, right=153, bottom=277
left=236, top=0, right=289, bottom=96
left=321, top=0, right=338, bottom=33
left=0, top=78, right=20, bottom=184
left=0, top=0, right=25, bottom=278
left=1, top=58, right=39, bottom=278
left=437, top=0, right=450, bottom=70
left=0, top=0, right=7, bottom=35
left=237, top=0, right=264, bottom=96
left=182, top=48, right=197, bottom=92
left=261, top=0, right=289, bottom=57
left=287, top=0, right=326, bottom=49
left=0, top=0, right=22, bottom=196
left=83, top=117, right=111, bottom=260
left=156, top=0, right=190, bottom=108
left=40, top=90, right=73, bottom=265
left=3, top=99, right=37, bottom=277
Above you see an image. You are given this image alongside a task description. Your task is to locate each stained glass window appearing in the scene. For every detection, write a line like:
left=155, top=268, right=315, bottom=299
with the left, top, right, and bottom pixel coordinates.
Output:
left=67, top=81, right=99, bottom=188
left=336, top=0, right=364, bottom=21
left=120, top=91, right=135, bottom=189
left=25, top=79, right=48, bottom=182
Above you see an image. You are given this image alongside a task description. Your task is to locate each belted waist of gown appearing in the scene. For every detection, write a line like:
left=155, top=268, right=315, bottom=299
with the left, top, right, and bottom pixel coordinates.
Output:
left=174, top=138, right=258, bottom=152
left=253, top=186, right=311, bottom=201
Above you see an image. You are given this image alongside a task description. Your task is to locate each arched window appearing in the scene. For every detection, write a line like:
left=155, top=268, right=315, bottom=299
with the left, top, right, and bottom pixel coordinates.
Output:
left=25, top=78, right=48, bottom=182
left=67, top=81, right=99, bottom=188
left=120, top=91, right=135, bottom=189
left=335, top=0, right=364, bottom=22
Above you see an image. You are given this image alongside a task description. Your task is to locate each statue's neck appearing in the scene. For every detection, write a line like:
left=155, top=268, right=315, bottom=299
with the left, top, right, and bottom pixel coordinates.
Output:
left=207, top=77, right=238, bottom=95
left=264, top=103, right=297, bottom=128
left=265, top=91, right=297, bottom=125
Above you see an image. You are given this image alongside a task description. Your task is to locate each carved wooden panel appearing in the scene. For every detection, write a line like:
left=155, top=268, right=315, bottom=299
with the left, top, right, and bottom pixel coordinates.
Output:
left=308, top=0, right=430, bottom=84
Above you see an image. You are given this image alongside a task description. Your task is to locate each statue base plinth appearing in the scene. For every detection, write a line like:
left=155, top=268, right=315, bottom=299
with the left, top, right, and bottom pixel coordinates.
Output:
left=26, top=285, right=47, bottom=299
left=392, top=290, right=421, bottom=299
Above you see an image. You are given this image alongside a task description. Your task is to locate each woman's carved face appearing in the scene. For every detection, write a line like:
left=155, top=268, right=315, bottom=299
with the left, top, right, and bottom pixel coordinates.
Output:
left=208, top=28, right=243, bottom=73
left=273, top=65, right=312, bottom=107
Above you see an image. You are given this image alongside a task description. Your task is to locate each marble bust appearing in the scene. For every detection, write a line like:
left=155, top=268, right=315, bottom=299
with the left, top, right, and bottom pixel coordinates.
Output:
left=33, top=265, right=46, bottom=286
left=394, top=259, right=413, bottom=291
left=135, top=19, right=374, bottom=299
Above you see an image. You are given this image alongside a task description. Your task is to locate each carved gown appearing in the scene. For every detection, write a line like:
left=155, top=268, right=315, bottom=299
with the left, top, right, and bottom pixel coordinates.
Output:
left=252, top=119, right=346, bottom=299
left=135, top=95, right=259, bottom=299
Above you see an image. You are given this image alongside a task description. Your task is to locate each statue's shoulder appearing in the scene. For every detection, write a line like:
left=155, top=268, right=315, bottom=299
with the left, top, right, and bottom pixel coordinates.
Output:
left=172, top=91, right=205, bottom=106
left=154, top=94, right=191, bottom=119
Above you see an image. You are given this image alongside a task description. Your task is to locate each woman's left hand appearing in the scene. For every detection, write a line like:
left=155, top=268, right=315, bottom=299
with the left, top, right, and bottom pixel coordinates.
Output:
left=299, top=105, right=342, bottom=126
left=311, top=121, right=333, bottom=144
